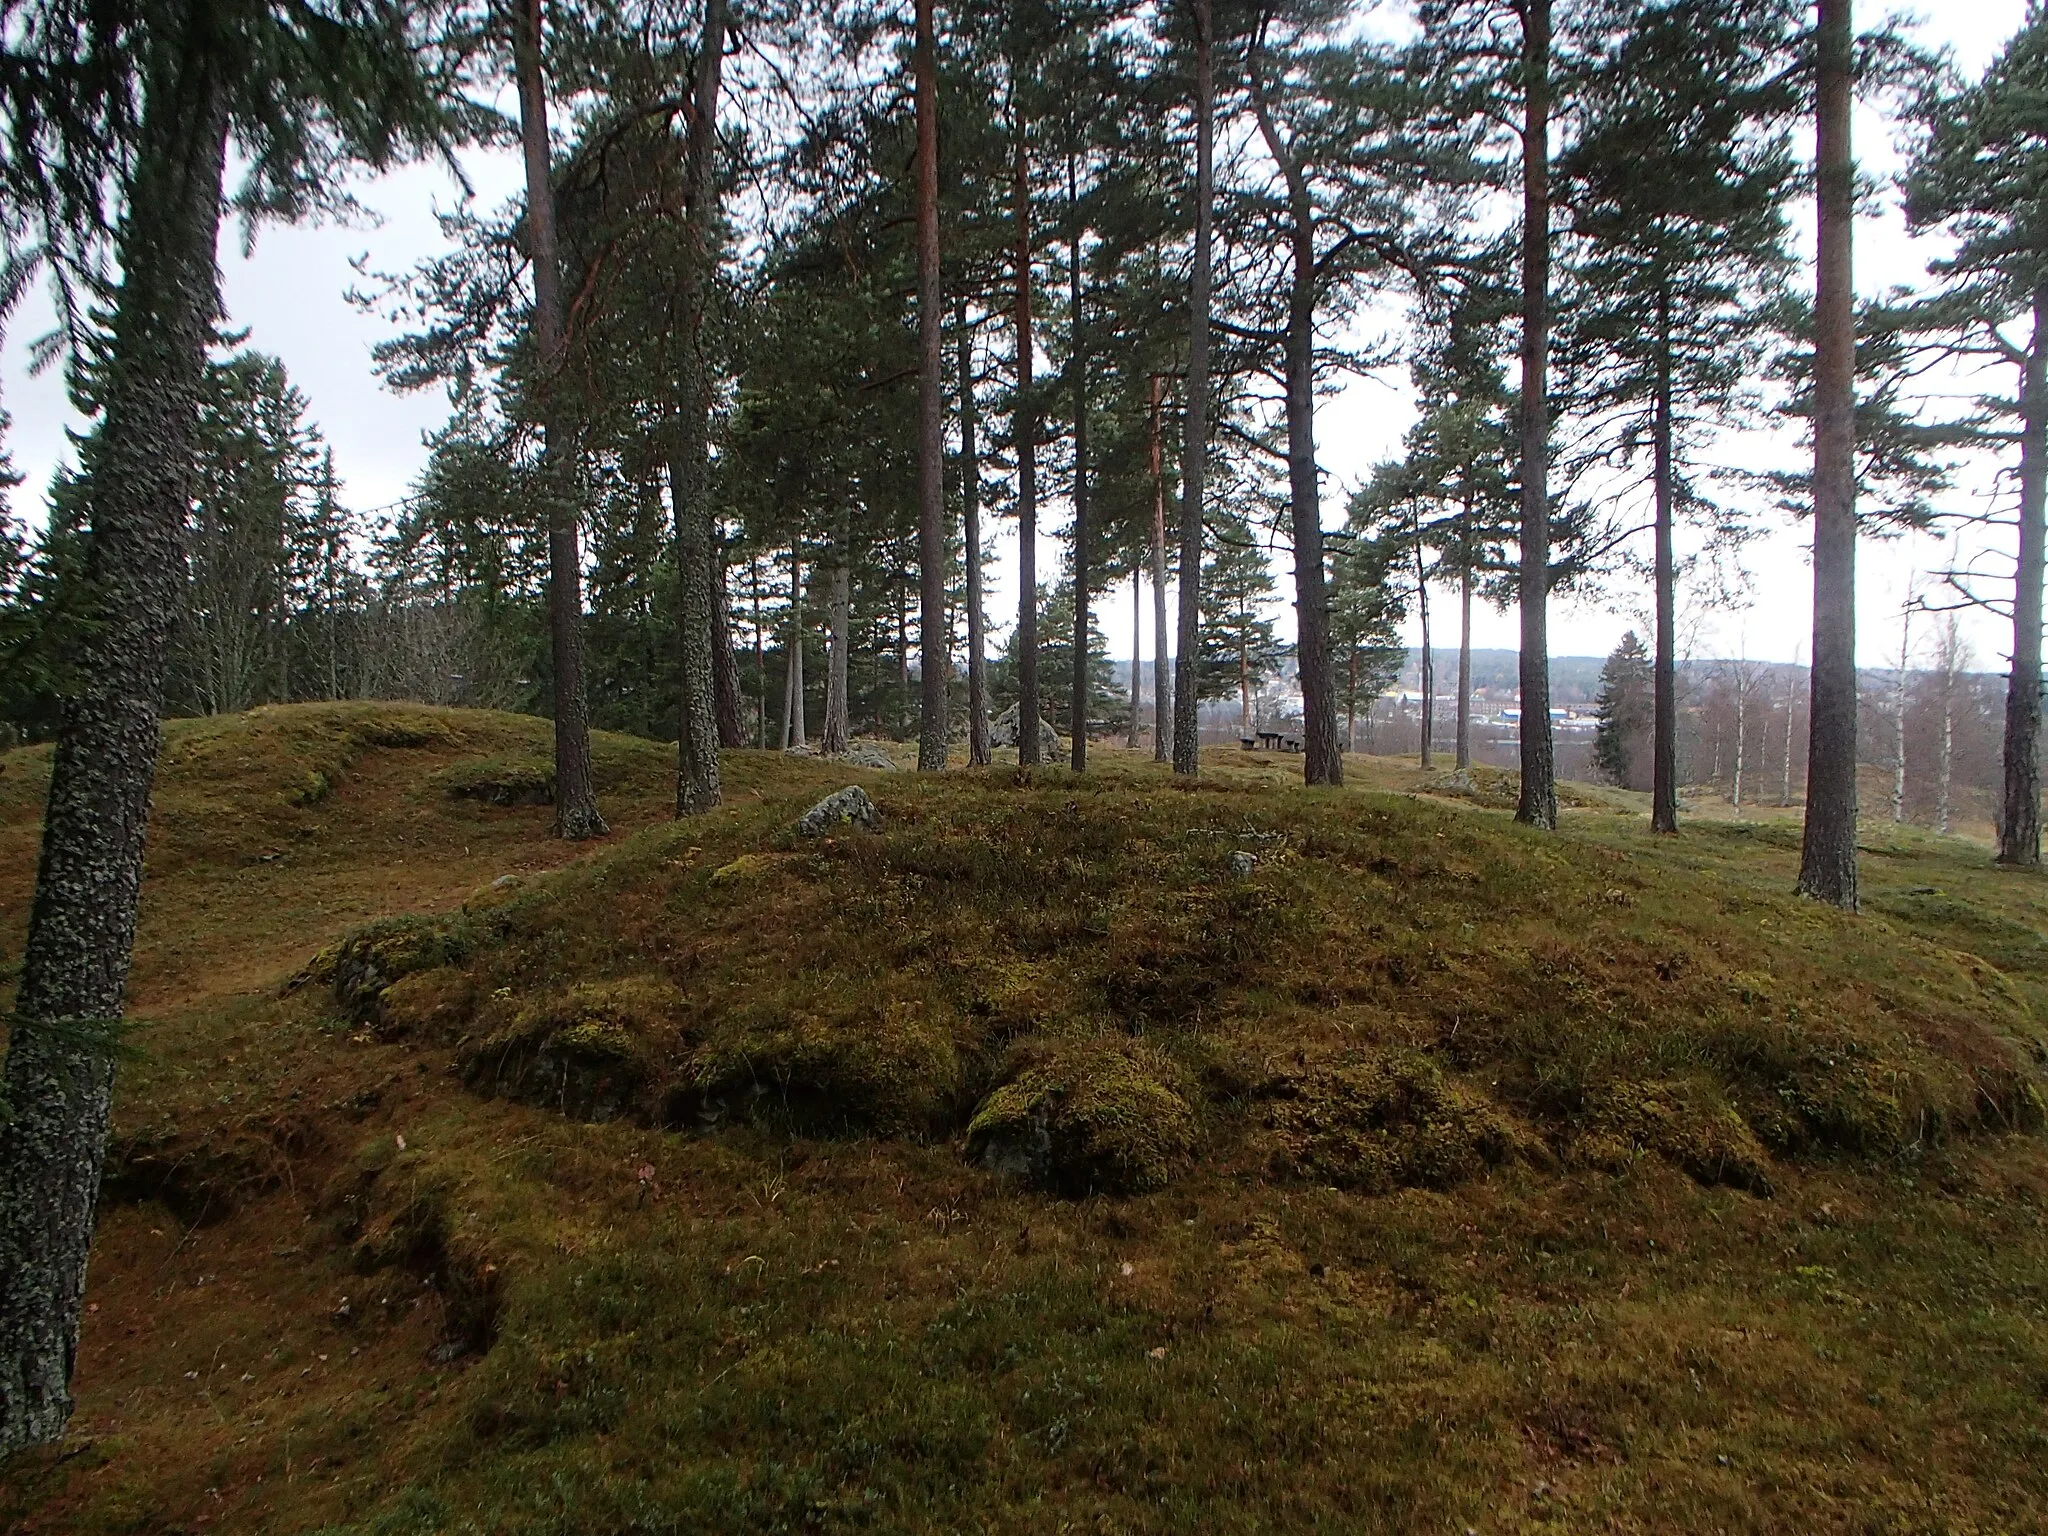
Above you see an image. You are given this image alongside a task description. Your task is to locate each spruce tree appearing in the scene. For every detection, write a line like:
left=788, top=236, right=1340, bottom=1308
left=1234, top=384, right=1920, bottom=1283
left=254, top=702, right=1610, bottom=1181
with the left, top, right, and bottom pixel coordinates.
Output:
left=1592, top=629, right=1654, bottom=789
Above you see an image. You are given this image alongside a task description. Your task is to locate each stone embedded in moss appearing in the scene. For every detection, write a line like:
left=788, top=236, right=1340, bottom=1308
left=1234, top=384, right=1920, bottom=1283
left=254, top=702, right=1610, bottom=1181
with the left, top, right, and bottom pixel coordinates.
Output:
left=967, top=1038, right=1195, bottom=1196
left=331, top=914, right=473, bottom=1022
left=1256, top=1049, right=1520, bottom=1195
left=460, top=977, right=685, bottom=1124
left=680, top=1000, right=961, bottom=1137
left=375, top=966, right=477, bottom=1042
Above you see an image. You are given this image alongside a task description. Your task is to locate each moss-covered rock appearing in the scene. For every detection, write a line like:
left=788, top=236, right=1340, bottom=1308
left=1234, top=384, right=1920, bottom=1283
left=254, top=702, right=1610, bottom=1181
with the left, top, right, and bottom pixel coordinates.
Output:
left=679, top=1001, right=962, bottom=1137
left=1256, top=1049, right=1521, bottom=1195
left=967, top=1037, right=1195, bottom=1196
left=375, top=966, right=477, bottom=1043
left=1574, top=1077, right=1776, bottom=1194
left=461, top=977, right=683, bottom=1124
left=435, top=756, right=555, bottom=807
left=331, top=914, right=473, bottom=1022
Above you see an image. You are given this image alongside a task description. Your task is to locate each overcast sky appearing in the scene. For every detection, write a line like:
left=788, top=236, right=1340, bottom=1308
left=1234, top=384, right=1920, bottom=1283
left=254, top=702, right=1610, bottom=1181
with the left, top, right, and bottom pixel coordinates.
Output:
left=0, top=2, right=2035, bottom=673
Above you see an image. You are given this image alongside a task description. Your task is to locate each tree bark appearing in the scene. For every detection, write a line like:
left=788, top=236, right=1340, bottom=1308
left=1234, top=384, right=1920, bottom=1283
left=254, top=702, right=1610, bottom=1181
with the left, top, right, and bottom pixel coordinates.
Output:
left=751, top=555, right=767, bottom=747
left=823, top=553, right=851, bottom=753
left=1515, top=0, right=1556, bottom=828
left=1128, top=566, right=1141, bottom=748
left=1998, top=288, right=2047, bottom=864
left=958, top=311, right=991, bottom=765
left=915, top=0, right=949, bottom=771
left=1797, top=0, right=1859, bottom=907
left=0, top=30, right=227, bottom=1453
left=1149, top=373, right=1173, bottom=762
left=1248, top=29, right=1339, bottom=786
left=516, top=0, right=606, bottom=839
left=712, top=553, right=746, bottom=749
left=1013, top=89, right=1041, bottom=763
left=1652, top=280, right=1679, bottom=833
left=672, top=0, right=728, bottom=814
left=1456, top=510, right=1473, bottom=770
left=1068, top=146, right=1090, bottom=772
left=782, top=550, right=806, bottom=749
left=1172, top=0, right=1212, bottom=778
left=1417, top=540, right=1433, bottom=769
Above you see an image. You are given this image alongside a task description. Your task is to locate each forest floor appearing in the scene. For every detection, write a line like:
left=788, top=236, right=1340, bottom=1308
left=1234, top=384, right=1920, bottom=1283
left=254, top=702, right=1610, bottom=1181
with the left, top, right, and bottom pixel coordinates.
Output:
left=4, top=702, right=2048, bottom=1534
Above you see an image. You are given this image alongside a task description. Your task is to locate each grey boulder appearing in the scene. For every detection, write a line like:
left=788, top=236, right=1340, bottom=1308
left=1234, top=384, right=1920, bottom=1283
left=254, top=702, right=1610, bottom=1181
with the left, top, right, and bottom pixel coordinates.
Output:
left=795, top=785, right=883, bottom=837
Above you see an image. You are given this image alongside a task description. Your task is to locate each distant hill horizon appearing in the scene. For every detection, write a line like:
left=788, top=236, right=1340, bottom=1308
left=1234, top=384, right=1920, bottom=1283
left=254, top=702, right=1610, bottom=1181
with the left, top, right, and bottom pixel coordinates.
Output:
left=1110, top=648, right=2007, bottom=709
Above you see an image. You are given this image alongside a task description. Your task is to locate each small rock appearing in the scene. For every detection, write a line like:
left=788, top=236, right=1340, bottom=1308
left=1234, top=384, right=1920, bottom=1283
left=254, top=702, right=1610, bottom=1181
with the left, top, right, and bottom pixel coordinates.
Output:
left=428, top=1339, right=469, bottom=1366
left=1228, top=850, right=1256, bottom=878
left=1427, top=768, right=1479, bottom=795
left=989, top=703, right=1062, bottom=759
left=794, top=785, right=882, bottom=837
left=835, top=740, right=900, bottom=771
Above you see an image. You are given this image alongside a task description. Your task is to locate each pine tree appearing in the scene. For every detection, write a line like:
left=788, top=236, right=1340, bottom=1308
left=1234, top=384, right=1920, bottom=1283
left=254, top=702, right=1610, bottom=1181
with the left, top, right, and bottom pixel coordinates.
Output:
left=1798, top=0, right=1859, bottom=908
left=0, top=0, right=456, bottom=1454
left=675, top=0, right=730, bottom=812
left=514, top=0, right=607, bottom=839
left=1560, top=0, right=1799, bottom=835
left=1903, top=6, right=2048, bottom=866
left=1197, top=513, right=1284, bottom=738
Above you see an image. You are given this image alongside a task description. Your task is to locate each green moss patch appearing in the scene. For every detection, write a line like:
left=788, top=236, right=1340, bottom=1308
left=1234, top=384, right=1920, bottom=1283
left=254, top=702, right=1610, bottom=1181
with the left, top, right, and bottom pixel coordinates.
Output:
left=1573, top=1077, right=1776, bottom=1193
left=968, top=1037, right=1195, bottom=1195
left=375, top=965, right=477, bottom=1043
left=434, top=756, right=556, bottom=807
left=330, top=914, right=473, bottom=1023
left=678, top=1000, right=964, bottom=1138
left=460, top=977, right=684, bottom=1124
left=1256, top=1048, right=1523, bottom=1194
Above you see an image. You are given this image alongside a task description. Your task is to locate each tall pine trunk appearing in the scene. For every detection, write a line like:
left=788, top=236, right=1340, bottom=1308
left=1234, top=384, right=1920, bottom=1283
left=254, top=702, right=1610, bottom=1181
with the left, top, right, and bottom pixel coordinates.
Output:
left=782, top=550, right=807, bottom=749
left=1128, top=568, right=1141, bottom=748
left=713, top=555, right=746, bottom=749
left=1068, top=146, right=1090, bottom=772
left=1248, top=36, right=1339, bottom=786
left=958, top=312, right=992, bottom=765
left=915, top=0, right=949, bottom=772
left=516, top=0, right=605, bottom=839
left=1013, top=91, right=1041, bottom=763
left=823, top=552, right=851, bottom=753
left=1998, top=288, right=2047, bottom=864
left=0, top=31, right=228, bottom=1453
left=1798, top=0, right=1859, bottom=907
left=1652, top=280, right=1679, bottom=833
left=1515, top=0, right=1556, bottom=828
left=1149, top=373, right=1173, bottom=762
left=1416, top=529, right=1433, bottom=769
left=1456, top=510, right=1473, bottom=770
left=1172, top=0, right=1213, bottom=777
left=672, top=0, right=728, bottom=814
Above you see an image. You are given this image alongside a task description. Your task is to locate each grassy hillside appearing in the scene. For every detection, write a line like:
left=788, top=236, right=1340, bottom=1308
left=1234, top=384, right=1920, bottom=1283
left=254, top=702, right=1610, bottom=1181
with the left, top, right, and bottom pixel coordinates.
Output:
left=5, top=703, right=2048, bottom=1533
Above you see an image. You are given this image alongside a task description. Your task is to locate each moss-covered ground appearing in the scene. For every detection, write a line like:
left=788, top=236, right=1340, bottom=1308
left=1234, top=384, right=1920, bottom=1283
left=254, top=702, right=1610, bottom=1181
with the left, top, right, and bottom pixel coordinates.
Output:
left=5, top=703, right=2048, bottom=1532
